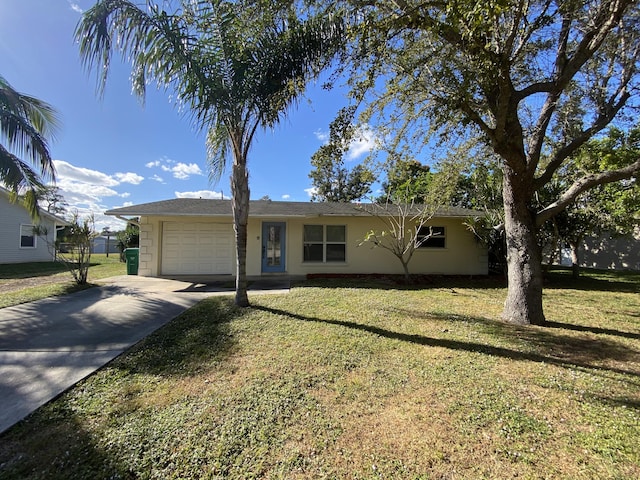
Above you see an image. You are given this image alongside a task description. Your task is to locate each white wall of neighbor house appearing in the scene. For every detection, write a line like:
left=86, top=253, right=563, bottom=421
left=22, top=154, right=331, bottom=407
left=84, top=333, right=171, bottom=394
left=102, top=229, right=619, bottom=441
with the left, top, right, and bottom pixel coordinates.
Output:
left=136, top=214, right=488, bottom=277
left=0, top=196, right=58, bottom=264
left=581, top=229, right=640, bottom=271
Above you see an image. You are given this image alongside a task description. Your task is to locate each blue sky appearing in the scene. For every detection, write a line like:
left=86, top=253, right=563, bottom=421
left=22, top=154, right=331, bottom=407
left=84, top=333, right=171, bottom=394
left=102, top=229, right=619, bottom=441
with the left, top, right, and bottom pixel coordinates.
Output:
left=0, top=0, right=378, bottom=230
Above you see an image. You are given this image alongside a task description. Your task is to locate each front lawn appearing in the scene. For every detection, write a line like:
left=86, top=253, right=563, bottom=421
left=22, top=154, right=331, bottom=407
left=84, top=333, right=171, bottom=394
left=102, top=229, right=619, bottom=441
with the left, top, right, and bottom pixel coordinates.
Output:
left=0, top=270, right=638, bottom=478
left=0, top=254, right=126, bottom=308
left=0, top=253, right=126, bottom=308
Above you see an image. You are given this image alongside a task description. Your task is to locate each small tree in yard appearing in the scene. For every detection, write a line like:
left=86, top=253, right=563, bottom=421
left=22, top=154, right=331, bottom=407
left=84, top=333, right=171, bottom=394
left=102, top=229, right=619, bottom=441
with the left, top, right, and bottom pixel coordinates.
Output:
left=38, top=213, right=97, bottom=285
left=358, top=166, right=459, bottom=282
left=61, top=215, right=96, bottom=284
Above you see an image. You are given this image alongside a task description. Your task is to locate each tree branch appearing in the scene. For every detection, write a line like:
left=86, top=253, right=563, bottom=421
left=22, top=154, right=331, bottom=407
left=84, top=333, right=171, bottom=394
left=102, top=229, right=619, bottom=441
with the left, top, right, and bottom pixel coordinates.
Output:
left=536, top=157, right=640, bottom=226
left=534, top=90, right=630, bottom=190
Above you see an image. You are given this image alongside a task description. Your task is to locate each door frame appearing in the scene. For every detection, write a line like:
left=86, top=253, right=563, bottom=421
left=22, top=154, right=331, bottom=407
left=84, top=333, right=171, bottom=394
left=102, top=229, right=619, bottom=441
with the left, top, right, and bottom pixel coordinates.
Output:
left=261, top=222, right=286, bottom=273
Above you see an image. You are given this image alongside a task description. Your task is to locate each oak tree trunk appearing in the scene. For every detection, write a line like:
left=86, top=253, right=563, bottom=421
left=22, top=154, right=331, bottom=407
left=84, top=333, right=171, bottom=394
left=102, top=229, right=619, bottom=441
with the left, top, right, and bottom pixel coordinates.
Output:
left=569, top=240, right=581, bottom=279
left=231, top=161, right=250, bottom=307
left=501, top=166, right=546, bottom=326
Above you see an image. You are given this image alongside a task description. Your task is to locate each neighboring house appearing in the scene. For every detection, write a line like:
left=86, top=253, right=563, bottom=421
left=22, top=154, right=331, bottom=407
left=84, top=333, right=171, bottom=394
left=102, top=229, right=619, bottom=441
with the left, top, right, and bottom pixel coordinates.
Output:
left=558, top=228, right=640, bottom=271
left=0, top=187, right=68, bottom=264
left=106, top=199, right=488, bottom=277
left=91, top=235, right=120, bottom=254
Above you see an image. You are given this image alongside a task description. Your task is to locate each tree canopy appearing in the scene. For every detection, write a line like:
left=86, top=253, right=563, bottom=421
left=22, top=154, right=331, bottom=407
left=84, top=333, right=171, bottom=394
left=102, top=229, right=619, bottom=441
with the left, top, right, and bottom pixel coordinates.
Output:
left=308, top=109, right=375, bottom=202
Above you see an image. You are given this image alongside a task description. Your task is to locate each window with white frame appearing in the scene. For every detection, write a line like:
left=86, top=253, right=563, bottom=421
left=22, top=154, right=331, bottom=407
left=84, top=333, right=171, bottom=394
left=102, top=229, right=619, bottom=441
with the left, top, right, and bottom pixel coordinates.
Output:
left=417, top=226, right=446, bottom=248
left=20, top=224, right=36, bottom=248
left=303, top=225, right=346, bottom=262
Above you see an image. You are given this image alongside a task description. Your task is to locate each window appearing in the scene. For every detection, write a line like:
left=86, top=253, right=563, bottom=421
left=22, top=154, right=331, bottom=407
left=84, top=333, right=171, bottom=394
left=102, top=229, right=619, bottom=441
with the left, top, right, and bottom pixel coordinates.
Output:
left=303, top=225, right=346, bottom=262
left=20, top=224, right=36, bottom=248
left=417, top=226, right=445, bottom=248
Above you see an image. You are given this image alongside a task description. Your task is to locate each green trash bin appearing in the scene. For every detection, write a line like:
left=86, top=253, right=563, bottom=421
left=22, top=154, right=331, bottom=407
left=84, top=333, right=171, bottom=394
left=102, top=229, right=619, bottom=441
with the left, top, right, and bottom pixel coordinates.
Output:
left=124, top=248, right=139, bottom=275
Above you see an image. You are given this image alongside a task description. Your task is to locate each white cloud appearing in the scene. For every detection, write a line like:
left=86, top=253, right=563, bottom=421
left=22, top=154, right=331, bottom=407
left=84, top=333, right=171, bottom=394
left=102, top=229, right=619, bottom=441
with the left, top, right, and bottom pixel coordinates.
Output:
left=68, top=1, right=83, bottom=13
left=314, top=129, right=329, bottom=143
left=51, top=159, right=146, bottom=231
left=281, top=194, right=291, bottom=200
left=149, top=174, right=165, bottom=183
left=53, top=160, right=144, bottom=198
left=172, top=162, right=203, bottom=180
left=146, top=157, right=204, bottom=180
left=346, top=125, right=379, bottom=161
left=175, top=190, right=228, bottom=200
left=54, top=160, right=120, bottom=187
left=313, top=125, right=380, bottom=161
left=114, top=172, right=144, bottom=185
left=305, top=187, right=317, bottom=198
left=57, top=182, right=120, bottom=200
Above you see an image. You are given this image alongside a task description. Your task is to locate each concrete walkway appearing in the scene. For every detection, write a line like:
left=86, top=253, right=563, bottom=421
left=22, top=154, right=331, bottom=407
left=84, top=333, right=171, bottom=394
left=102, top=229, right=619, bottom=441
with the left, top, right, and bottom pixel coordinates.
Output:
left=0, top=275, right=290, bottom=434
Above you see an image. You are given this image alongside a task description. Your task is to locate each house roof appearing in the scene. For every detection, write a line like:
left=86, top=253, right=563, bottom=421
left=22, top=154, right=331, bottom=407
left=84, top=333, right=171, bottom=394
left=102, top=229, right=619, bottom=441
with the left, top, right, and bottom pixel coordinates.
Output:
left=0, top=186, right=69, bottom=225
left=105, top=198, right=483, bottom=219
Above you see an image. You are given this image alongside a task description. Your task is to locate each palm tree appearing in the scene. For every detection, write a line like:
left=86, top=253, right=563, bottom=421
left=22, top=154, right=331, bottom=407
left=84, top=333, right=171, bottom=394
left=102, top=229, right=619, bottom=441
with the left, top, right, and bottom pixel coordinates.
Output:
left=0, top=74, right=59, bottom=218
left=76, top=0, right=343, bottom=306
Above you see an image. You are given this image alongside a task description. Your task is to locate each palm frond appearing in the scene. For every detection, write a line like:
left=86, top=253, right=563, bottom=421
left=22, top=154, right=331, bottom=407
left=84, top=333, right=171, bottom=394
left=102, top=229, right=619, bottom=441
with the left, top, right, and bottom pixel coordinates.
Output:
left=206, top=122, right=230, bottom=183
left=0, top=109, right=55, bottom=181
left=0, top=74, right=57, bottom=214
left=248, top=10, right=345, bottom=128
left=0, top=144, right=45, bottom=219
left=76, top=0, right=181, bottom=99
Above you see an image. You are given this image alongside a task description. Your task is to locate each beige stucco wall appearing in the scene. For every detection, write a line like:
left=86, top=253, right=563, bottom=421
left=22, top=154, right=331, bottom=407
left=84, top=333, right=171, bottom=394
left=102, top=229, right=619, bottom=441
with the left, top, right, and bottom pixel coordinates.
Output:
left=138, top=214, right=488, bottom=277
left=248, top=215, right=487, bottom=276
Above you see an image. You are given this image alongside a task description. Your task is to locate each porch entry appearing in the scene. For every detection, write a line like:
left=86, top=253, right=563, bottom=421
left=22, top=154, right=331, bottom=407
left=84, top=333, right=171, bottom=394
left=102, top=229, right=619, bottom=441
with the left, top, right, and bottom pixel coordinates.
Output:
left=261, top=222, right=286, bottom=273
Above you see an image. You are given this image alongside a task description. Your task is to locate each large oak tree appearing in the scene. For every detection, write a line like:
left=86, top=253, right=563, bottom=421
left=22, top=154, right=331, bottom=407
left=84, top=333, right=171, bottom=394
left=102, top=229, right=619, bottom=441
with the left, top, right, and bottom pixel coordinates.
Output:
left=327, top=0, right=640, bottom=325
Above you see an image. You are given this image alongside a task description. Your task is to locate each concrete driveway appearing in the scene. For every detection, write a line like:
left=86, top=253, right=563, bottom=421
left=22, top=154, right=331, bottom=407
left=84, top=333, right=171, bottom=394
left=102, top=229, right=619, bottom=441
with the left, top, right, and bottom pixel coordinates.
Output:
left=0, top=275, right=290, bottom=434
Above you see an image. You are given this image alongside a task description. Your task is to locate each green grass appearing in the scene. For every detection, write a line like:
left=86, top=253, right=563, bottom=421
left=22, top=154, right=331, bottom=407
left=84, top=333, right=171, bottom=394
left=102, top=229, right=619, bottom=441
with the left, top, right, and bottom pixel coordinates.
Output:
left=0, top=254, right=126, bottom=308
left=0, top=261, right=69, bottom=278
left=0, top=269, right=638, bottom=479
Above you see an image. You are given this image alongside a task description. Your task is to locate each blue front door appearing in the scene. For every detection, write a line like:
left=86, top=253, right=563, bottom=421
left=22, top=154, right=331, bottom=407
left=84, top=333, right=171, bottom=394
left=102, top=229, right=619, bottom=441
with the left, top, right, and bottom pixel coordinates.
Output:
left=262, top=222, right=286, bottom=273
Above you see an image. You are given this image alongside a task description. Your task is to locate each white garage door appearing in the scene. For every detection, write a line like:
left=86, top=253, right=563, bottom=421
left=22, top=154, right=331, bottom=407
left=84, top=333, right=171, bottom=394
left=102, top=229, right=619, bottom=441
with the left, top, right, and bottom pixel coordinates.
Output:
left=161, top=222, right=233, bottom=275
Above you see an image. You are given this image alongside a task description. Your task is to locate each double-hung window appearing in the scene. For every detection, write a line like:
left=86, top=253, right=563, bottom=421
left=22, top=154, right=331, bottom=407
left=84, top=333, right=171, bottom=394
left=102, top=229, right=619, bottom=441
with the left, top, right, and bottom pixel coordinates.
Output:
left=417, top=226, right=446, bottom=248
left=303, top=225, right=346, bottom=262
left=20, top=224, right=36, bottom=248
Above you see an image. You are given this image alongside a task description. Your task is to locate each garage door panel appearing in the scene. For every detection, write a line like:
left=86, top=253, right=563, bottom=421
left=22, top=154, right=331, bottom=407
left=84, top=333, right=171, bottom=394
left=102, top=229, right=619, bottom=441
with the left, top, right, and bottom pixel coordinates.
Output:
left=161, top=222, right=233, bottom=275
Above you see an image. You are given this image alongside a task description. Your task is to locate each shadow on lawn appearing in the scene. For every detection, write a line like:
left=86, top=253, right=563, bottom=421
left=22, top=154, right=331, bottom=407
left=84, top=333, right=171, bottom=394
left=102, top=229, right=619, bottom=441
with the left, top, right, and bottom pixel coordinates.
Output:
left=0, top=262, right=68, bottom=279
left=546, top=321, right=640, bottom=340
left=301, top=274, right=507, bottom=291
left=113, top=297, right=240, bottom=377
left=253, top=306, right=640, bottom=384
left=300, top=269, right=640, bottom=294
left=543, top=276, right=639, bottom=294
left=0, top=405, right=129, bottom=479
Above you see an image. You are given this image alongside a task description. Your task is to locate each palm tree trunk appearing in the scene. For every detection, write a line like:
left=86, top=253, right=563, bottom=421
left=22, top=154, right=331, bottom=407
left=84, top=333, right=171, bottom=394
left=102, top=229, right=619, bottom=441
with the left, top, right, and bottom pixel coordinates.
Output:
left=231, top=161, right=250, bottom=307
